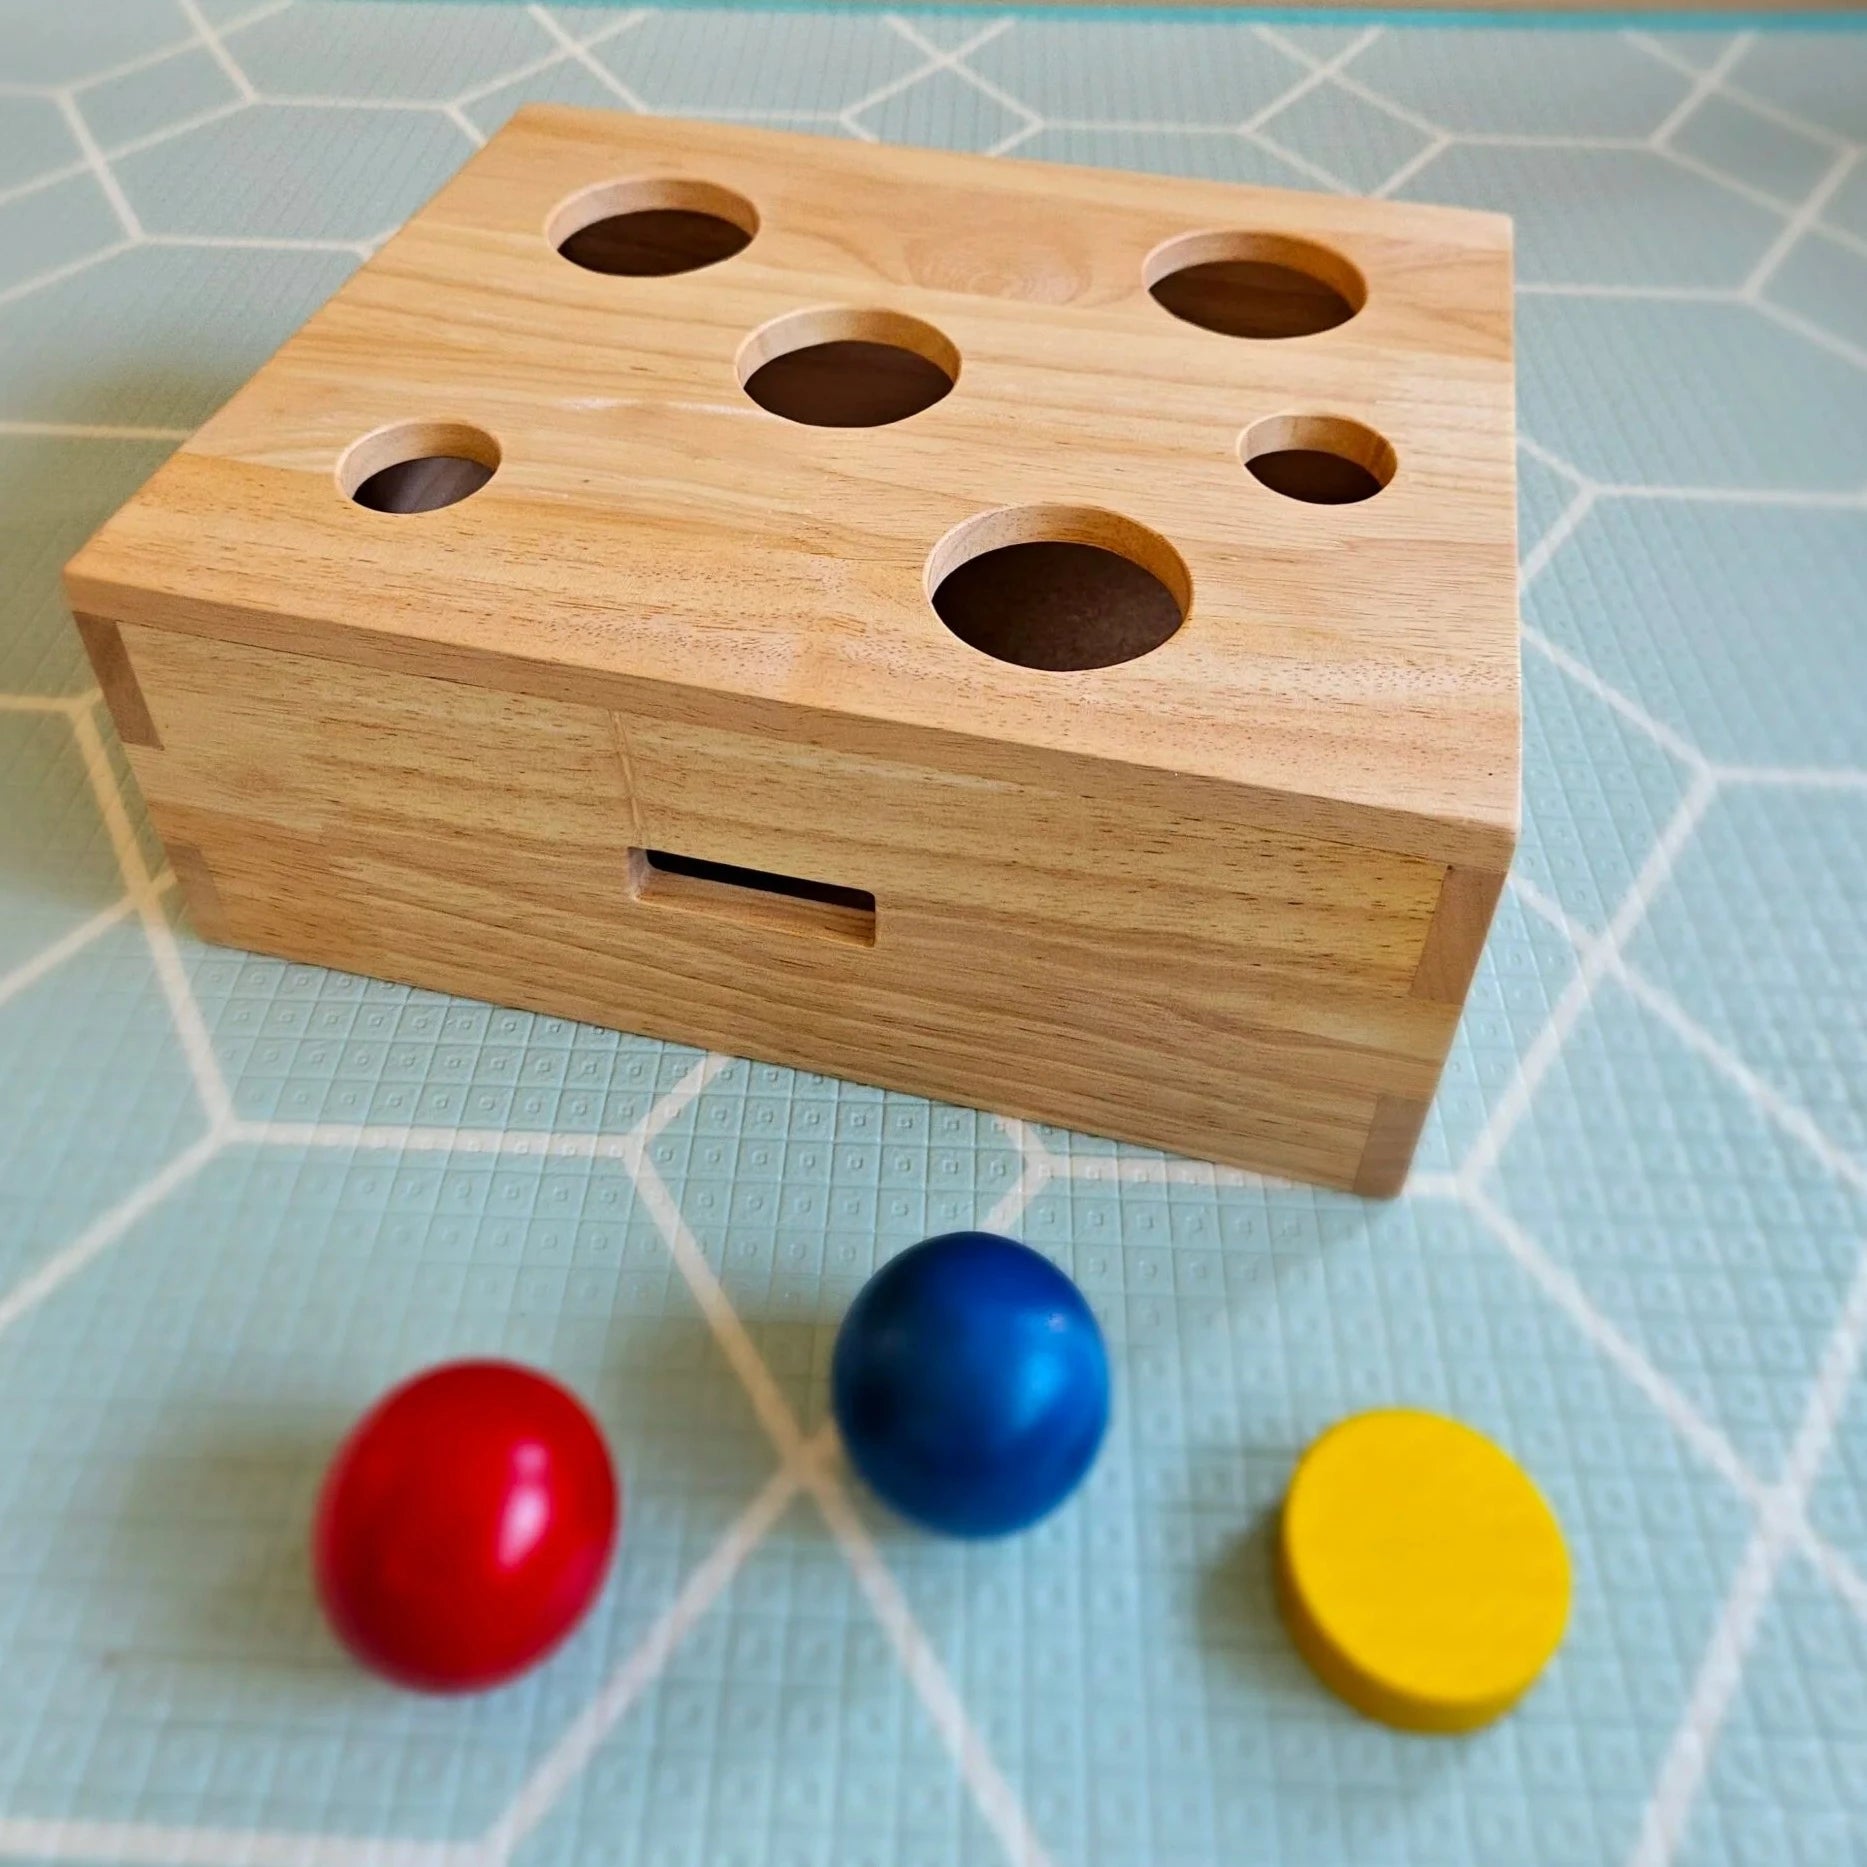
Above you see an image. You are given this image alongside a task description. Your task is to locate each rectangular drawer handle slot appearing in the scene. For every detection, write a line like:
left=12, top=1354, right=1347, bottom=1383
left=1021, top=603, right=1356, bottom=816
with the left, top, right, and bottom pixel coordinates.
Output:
left=630, top=848, right=876, bottom=946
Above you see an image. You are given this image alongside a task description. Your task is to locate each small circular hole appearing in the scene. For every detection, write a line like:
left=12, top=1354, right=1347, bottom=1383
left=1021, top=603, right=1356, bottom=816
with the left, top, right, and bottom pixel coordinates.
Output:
left=738, top=307, right=958, bottom=429
left=339, top=420, right=500, bottom=514
left=550, top=177, right=757, bottom=276
left=1146, top=231, right=1364, bottom=340
left=927, top=505, right=1190, bottom=672
left=1242, top=414, right=1395, bottom=506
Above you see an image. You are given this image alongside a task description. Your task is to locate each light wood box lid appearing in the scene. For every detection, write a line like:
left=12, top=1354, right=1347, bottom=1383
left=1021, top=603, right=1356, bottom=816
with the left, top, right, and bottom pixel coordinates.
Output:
left=68, top=107, right=1520, bottom=869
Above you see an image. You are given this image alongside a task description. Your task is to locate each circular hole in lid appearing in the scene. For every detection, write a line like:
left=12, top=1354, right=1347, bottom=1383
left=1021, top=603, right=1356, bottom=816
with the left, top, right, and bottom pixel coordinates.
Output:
left=550, top=176, right=758, bottom=276
left=927, top=505, right=1190, bottom=671
left=339, top=419, right=500, bottom=513
left=1146, top=230, right=1364, bottom=339
left=1241, top=413, right=1395, bottom=505
left=738, top=307, right=959, bottom=428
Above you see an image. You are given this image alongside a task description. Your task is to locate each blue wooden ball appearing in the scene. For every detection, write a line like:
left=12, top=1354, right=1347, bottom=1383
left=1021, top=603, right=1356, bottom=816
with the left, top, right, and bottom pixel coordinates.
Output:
left=831, top=1231, right=1110, bottom=1538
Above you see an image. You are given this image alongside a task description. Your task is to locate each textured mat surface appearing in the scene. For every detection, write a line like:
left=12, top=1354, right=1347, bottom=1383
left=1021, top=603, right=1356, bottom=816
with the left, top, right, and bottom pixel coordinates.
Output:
left=2, top=7, right=1865, bottom=1866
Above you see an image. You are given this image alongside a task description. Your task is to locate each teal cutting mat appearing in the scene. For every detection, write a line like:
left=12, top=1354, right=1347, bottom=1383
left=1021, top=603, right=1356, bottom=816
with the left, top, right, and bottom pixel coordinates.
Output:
left=3, top=6, right=1866, bottom=1864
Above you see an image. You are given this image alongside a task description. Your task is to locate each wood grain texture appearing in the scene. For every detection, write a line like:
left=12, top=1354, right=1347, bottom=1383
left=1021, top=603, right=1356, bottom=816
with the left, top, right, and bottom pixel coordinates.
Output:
left=68, top=113, right=1521, bottom=1193
left=1411, top=866, right=1509, bottom=1004
left=74, top=613, right=160, bottom=748
left=167, top=841, right=231, bottom=945
left=67, top=108, right=1519, bottom=869
left=115, top=622, right=1465, bottom=1187
left=1354, top=1095, right=1433, bottom=1199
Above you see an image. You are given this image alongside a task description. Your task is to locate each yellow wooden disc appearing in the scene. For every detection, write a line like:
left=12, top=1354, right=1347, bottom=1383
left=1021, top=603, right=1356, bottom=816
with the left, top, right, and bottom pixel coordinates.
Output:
left=1276, top=1409, right=1571, bottom=1734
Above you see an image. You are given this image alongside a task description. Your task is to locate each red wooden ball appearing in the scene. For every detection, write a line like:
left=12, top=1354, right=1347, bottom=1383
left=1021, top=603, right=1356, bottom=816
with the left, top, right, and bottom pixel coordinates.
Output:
left=314, top=1361, right=619, bottom=1692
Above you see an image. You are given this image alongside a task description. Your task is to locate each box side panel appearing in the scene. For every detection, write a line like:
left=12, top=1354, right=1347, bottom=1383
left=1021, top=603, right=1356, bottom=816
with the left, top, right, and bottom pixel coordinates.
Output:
left=116, top=623, right=1476, bottom=1189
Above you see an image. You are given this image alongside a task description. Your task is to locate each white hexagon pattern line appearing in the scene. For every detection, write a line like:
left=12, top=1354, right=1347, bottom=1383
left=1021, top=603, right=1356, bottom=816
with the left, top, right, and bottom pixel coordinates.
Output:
left=1512, top=876, right=1867, bottom=1571
left=1756, top=290, right=1867, bottom=371
left=479, top=1460, right=808, bottom=1867
left=72, top=702, right=233, bottom=1127
left=0, top=874, right=174, bottom=1019
left=885, top=14, right=1042, bottom=134
left=0, top=159, right=92, bottom=212
left=1527, top=624, right=1717, bottom=777
left=1648, top=31, right=1753, bottom=147
left=1460, top=771, right=1721, bottom=1189
left=1632, top=1230, right=1867, bottom=1865
left=619, top=1120, right=1058, bottom=1867
left=176, top=0, right=261, bottom=104
left=1660, top=141, right=1797, bottom=218
left=1626, top=27, right=1859, bottom=154
left=1503, top=851, right=1867, bottom=1865
left=836, top=14, right=1017, bottom=143
left=0, top=238, right=136, bottom=310
left=0, top=1810, right=484, bottom=1867
left=100, top=97, right=249, bottom=163
left=524, top=5, right=649, bottom=114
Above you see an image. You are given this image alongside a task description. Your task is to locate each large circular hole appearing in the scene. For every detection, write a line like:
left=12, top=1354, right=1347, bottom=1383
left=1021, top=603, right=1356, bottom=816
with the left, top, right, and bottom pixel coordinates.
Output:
left=738, top=307, right=958, bottom=428
left=927, top=505, right=1190, bottom=672
left=1242, top=414, right=1395, bottom=506
left=339, top=420, right=500, bottom=513
left=549, top=177, right=758, bottom=276
left=1146, top=231, right=1364, bottom=340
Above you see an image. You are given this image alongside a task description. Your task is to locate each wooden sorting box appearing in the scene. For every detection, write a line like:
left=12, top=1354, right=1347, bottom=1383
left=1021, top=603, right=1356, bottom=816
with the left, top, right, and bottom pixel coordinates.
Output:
left=66, top=109, right=1519, bottom=1194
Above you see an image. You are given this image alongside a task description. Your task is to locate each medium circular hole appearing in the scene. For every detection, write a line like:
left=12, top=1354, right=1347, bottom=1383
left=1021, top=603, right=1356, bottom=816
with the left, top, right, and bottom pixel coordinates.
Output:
left=549, top=177, right=757, bottom=276
left=738, top=307, right=958, bottom=428
left=339, top=420, right=500, bottom=513
left=1145, top=231, right=1364, bottom=340
left=927, top=505, right=1190, bottom=672
left=1242, top=414, right=1395, bottom=506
